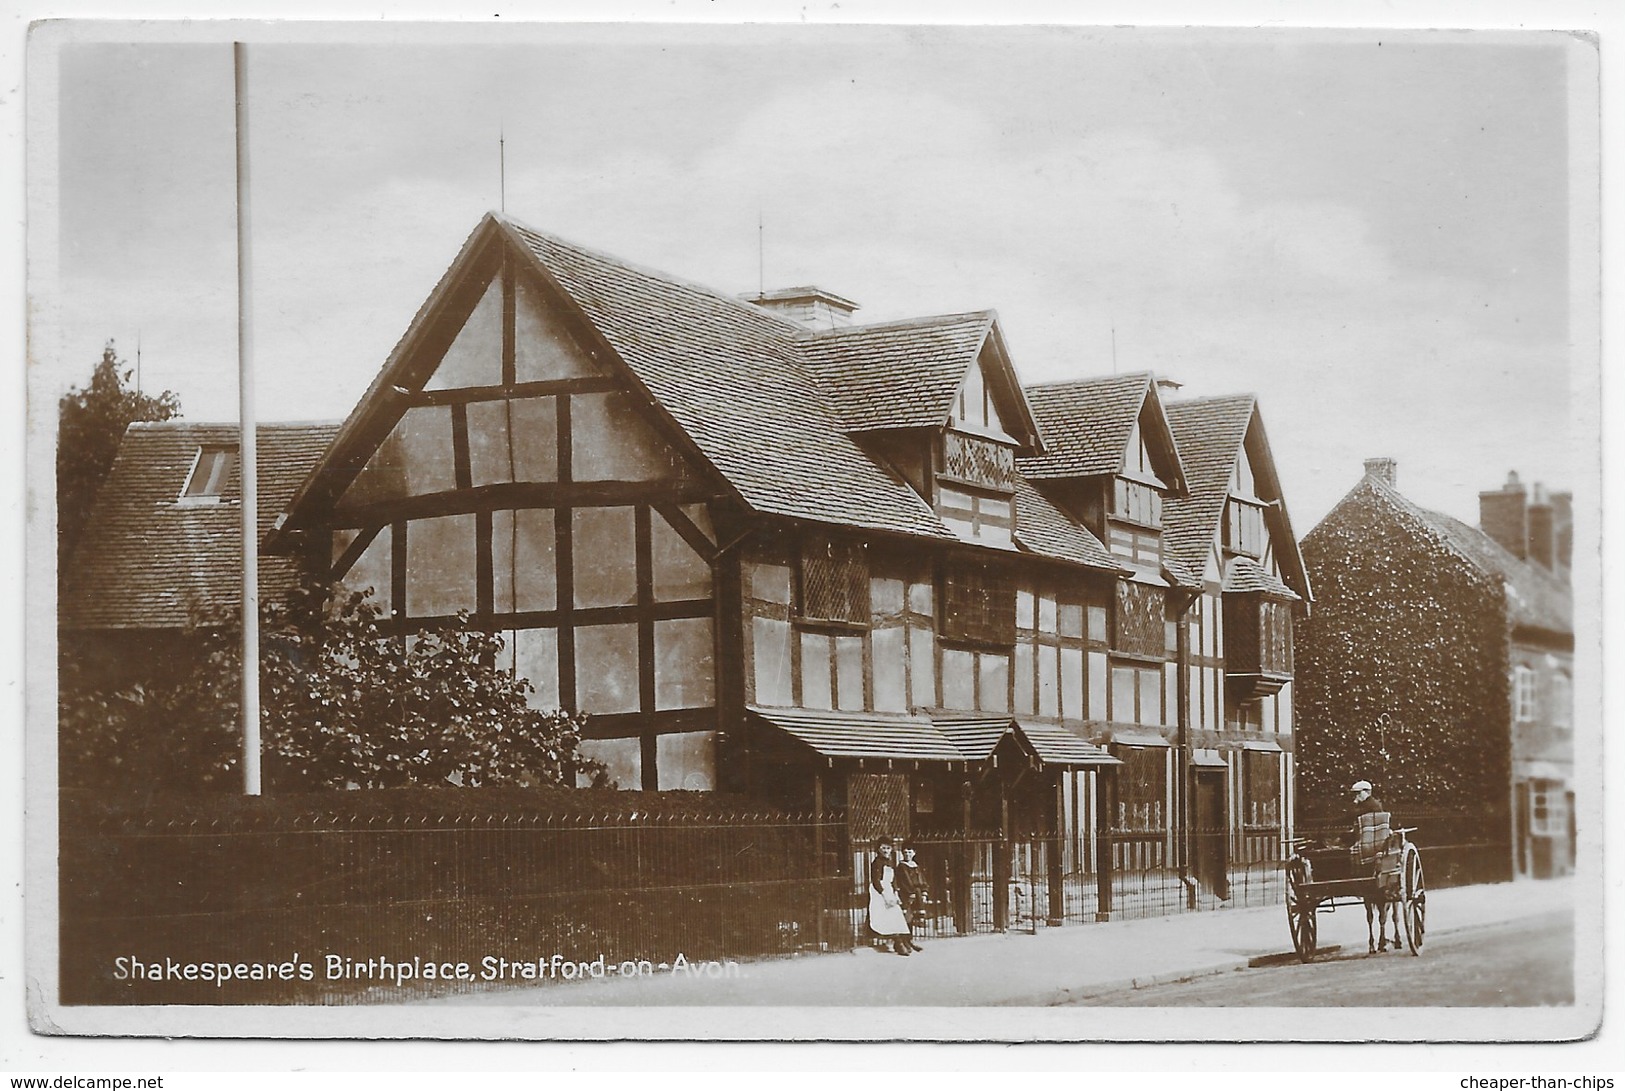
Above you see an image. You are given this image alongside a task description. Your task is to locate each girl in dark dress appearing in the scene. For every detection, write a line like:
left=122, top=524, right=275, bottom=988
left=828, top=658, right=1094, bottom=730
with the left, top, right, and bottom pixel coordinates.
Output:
left=866, top=840, right=912, bottom=955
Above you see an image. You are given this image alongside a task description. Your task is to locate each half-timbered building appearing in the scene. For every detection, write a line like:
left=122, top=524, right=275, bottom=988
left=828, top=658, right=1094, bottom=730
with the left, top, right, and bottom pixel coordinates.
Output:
left=1160, top=395, right=1310, bottom=895
left=65, top=212, right=1314, bottom=917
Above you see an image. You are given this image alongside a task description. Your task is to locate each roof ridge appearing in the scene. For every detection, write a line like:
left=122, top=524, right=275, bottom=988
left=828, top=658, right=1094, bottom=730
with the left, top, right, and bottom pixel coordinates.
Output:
left=798, top=311, right=994, bottom=340
left=1166, top=392, right=1258, bottom=411
left=127, top=419, right=345, bottom=431
left=497, top=212, right=809, bottom=336
left=1024, top=371, right=1154, bottom=394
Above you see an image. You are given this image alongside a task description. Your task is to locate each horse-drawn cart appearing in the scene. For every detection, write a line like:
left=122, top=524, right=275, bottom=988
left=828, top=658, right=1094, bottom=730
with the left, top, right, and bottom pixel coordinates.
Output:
left=1283, top=814, right=1426, bottom=962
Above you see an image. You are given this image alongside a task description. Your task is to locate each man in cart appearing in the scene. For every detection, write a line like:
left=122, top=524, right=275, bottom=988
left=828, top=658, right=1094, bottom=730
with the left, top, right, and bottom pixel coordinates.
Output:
left=1349, top=780, right=1384, bottom=823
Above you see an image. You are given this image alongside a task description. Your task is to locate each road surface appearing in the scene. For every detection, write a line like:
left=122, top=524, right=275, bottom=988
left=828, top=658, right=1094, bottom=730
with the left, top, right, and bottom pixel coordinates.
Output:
left=1066, top=910, right=1573, bottom=1006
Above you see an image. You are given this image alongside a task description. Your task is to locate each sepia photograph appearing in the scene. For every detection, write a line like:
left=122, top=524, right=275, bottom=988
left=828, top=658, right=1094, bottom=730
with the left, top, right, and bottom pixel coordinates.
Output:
left=18, top=12, right=1605, bottom=1048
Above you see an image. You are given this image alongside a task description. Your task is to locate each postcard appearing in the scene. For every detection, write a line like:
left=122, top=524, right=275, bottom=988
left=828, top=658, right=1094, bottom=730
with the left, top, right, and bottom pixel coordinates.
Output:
left=21, top=15, right=1604, bottom=1044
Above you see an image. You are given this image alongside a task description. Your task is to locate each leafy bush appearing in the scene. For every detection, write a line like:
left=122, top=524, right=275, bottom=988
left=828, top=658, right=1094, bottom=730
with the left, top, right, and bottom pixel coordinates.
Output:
left=60, top=579, right=603, bottom=792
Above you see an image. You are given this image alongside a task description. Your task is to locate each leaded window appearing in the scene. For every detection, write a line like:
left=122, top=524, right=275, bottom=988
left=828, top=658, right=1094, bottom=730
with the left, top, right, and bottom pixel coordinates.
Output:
left=1114, top=745, right=1167, bottom=833
left=799, top=538, right=870, bottom=625
left=1114, top=581, right=1167, bottom=659
left=940, top=563, right=1016, bottom=646
left=1244, top=750, right=1281, bottom=828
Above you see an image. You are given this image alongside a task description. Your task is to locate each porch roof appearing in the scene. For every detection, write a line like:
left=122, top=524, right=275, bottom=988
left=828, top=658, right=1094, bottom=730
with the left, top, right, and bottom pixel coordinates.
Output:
left=747, top=706, right=966, bottom=763
left=929, top=715, right=1013, bottom=761
left=1012, top=720, right=1122, bottom=767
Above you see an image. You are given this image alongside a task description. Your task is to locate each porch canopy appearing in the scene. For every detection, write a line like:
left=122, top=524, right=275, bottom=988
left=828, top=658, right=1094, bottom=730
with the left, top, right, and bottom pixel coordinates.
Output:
left=747, top=706, right=1121, bottom=771
left=746, top=706, right=970, bottom=769
left=1010, top=719, right=1122, bottom=768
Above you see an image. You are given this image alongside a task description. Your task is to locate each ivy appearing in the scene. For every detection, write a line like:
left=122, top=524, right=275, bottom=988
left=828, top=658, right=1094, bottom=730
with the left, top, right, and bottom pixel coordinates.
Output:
left=1295, top=483, right=1512, bottom=826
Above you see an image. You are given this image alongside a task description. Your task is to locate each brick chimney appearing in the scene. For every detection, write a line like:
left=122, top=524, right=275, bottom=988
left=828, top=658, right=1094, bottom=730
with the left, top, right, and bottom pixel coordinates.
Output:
left=1479, top=471, right=1528, bottom=560
left=1551, top=491, right=1573, bottom=574
left=1363, top=457, right=1398, bottom=489
left=1526, top=483, right=1556, bottom=572
left=744, top=286, right=859, bottom=331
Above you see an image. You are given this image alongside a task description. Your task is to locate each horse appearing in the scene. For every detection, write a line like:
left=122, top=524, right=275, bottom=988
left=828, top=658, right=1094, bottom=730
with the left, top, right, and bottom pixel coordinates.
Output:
left=1354, top=811, right=1405, bottom=953
left=1363, top=883, right=1404, bottom=953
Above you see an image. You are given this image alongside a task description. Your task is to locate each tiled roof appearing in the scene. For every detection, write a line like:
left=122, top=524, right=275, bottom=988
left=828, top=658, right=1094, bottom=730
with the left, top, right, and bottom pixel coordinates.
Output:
left=1223, top=555, right=1300, bottom=600
left=1013, top=478, right=1126, bottom=573
left=1017, top=373, right=1156, bottom=480
left=798, top=313, right=994, bottom=433
left=931, top=715, right=1013, bottom=761
left=61, top=421, right=341, bottom=631
left=1162, top=395, right=1255, bottom=584
left=273, top=215, right=1127, bottom=580
left=747, top=706, right=967, bottom=762
left=1361, top=477, right=1572, bottom=636
left=505, top=221, right=958, bottom=543
left=1013, top=720, right=1122, bottom=767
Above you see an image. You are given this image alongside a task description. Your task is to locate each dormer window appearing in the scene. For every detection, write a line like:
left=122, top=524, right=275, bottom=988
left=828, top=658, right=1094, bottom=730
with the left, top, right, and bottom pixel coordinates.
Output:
left=1223, top=499, right=1266, bottom=558
left=939, top=362, right=1018, bottom=548
left=179, top=445, right=237, bottom=504
left=1114, top=478, right=1162, bottom=527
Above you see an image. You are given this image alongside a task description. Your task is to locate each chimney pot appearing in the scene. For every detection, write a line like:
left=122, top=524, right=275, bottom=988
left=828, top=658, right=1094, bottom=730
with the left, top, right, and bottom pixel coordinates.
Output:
left=1363, top=457, right=1398, bottom=488
left=744, top=286, right=860, bottom=331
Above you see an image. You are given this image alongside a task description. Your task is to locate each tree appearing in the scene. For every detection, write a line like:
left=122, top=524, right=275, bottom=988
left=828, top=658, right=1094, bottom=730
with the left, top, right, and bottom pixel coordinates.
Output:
left=57, top=342, right=181, bottom=566
left=59, top=580, right=605, bottom=792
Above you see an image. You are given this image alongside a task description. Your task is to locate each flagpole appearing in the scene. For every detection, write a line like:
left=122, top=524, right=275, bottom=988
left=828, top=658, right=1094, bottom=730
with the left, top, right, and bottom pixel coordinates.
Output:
left=234, top=41, right=262, bottom=796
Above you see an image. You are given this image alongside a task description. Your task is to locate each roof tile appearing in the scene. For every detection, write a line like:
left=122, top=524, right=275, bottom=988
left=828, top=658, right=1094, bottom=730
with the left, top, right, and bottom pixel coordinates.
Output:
left=61, top=421, right=341, bottom=631
left=1017, top=373, right=1155, bottom=480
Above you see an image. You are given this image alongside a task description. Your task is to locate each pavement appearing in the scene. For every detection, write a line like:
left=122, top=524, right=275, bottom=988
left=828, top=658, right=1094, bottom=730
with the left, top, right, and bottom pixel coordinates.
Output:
left=434, top=875, right=1574, bottom=1007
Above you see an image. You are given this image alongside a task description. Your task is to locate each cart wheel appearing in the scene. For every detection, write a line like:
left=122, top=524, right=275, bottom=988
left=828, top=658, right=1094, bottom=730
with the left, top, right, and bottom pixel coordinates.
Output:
left=1286, top=863, right=1318, bottom=962
left=1402, top=845, right=1426, bottom=956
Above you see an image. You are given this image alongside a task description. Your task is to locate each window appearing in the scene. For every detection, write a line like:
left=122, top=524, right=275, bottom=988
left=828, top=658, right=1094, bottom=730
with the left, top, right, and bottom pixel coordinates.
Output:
left=1514, top=666, right=1537, bottom=722
left=1223, top=500, right=1267, bottom=557
left=1113, top=477, right=1163, bottom=527
left=1260, top=600, right=1294, bottom=675
left=1530, top=781, right=1567, bottom=836
left=1109, top=477, right=1162, bottom=567
left=179, top=445, right=237, bottom=502
left=1113, top=582, right=1167, bottom=660
left=940, top=563, right=1016, bottom=646
left=799, top=539, right=870, bottom=624
left=1114, top=746, right=1166, bottom=832
left=1243, top=751, right=1281, bottom=828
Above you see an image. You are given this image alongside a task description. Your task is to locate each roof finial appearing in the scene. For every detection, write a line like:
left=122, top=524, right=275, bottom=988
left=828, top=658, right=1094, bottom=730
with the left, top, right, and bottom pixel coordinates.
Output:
left=757, top=208, right=765, bottom=299
left=499, top=127, right=506, bottom=214
left=1107, top=298, right=1118, bottom=374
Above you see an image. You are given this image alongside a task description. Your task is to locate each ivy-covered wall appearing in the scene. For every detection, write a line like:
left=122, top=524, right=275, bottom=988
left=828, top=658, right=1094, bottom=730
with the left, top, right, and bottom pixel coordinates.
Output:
left=1296, top=481, right=1513, bottom=836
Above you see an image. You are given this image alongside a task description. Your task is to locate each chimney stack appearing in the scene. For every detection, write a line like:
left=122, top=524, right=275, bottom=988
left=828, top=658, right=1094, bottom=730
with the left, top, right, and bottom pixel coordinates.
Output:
left=1551, top=491, right=1573, bottom=576
left=1363, top=457, right=1398, bottom=489
left=1526, top=483, right=1556, bottom=572
left=744, top=286, right=860, bottom=331
left=1479, top=471, right=1529, bottom=560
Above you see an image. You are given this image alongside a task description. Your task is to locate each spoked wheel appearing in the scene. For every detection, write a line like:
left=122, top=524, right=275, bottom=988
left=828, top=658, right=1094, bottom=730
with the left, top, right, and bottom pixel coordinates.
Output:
left=1402, top=844, right=1426, bottom=955
left=1286, top=863, right=1318, bottom=962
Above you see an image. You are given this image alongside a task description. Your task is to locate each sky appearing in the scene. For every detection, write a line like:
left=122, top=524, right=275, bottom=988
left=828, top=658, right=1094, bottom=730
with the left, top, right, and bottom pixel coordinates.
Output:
left=38, top=24, right=1594, bottom=532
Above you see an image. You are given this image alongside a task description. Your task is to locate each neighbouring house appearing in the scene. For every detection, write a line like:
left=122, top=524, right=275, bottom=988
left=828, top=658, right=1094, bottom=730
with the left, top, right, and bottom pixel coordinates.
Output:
left=1295, top=460, right=1574, bottom=880
left=58, top=420, right=340, bottom=692
left=62, top=212, right=1315, bottom=919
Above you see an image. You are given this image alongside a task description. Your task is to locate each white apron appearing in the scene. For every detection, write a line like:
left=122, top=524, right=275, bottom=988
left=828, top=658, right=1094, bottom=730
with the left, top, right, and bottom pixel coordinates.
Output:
left=867, top=863, right=910, bottom=936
